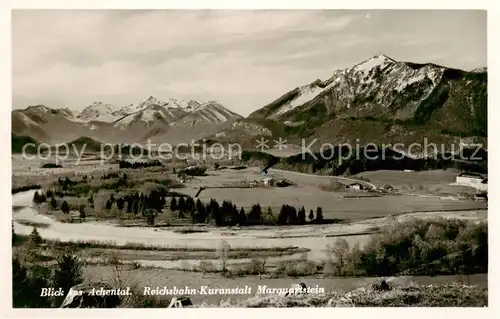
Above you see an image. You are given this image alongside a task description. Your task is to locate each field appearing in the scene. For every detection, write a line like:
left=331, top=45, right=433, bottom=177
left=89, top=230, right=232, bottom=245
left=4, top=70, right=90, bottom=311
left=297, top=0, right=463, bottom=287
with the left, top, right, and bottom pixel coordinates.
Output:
left=11, top=154, right=488, bottom=308
left=354, top=169, right=482, bottom=196
left=82, top=266, right=488, bottom=305
left=175, top=167, right=486, bottom=220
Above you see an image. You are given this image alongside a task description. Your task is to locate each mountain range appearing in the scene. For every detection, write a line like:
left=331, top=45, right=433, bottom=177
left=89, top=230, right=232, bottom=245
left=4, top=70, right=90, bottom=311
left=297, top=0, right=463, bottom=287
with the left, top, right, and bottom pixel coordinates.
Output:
left=12, top=55, right=487, bottom=151
left=12, top=96, right=242, bottom=145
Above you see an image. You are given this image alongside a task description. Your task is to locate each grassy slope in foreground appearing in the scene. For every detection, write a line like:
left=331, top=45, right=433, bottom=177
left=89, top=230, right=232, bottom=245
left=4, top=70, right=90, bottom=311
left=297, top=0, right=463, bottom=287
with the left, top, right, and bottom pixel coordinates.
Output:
left=201, top=282, right=487, bottom=307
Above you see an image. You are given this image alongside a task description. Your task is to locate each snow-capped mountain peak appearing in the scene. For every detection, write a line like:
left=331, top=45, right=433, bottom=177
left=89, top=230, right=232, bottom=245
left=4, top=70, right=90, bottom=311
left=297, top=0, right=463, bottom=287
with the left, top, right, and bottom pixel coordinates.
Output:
left=353, top=54, right=396, bottom=73
left=75, top=101, right=119, bottom=122
left=248, top=54, right=472, bottom=120
left=24, top=104, right=52, bottom=115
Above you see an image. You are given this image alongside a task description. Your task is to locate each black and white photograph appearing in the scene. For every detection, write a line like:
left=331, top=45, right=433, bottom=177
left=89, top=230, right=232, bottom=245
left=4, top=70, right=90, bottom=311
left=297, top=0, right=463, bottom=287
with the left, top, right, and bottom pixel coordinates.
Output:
left=5, top=4, right=492, bottom=311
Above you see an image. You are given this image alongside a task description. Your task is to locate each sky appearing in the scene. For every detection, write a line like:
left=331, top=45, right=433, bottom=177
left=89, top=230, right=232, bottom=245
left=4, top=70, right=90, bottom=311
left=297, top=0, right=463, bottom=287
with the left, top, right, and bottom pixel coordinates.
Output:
left=12, top=9, right=487, bottom=116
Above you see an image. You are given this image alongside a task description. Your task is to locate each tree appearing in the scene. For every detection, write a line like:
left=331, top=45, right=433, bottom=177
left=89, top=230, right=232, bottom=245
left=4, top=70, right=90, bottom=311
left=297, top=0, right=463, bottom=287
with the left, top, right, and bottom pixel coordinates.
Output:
left=61, top=200, right=70, bottom=214
left=266, top=206, right=275, bottom=224
left=217, top=240, right=231, bottom=276
left=208, top=199, right=221, bottom=225
left=248, top=204, right=262, bottom=225
left=145, top=210, right=156, bottom=226
left=132, top=199, right=139, bottom=215
left=12, top=221, right=16, bottom=245
left=238, top=207, right=247, bottom=226
left=33, top=191, right=40, bottom=204
left=185, top=196, right=195, bottom=213
left=230, top=204, right=239, bottom=226
left=27, top=263, right=53, bottom=307
left=278, top=205, right=288, bottom=225
left=251, top=258, right=267, bottom=279
left=316, top=206, right=324, bottom=223
left=298, top=206, right=306, bottom=225
left=159, top=196, right=166, bottom=210
left=50, top=196, right=57, bottom=210
left=12, top=257, right=29, bottom=307
left=287, top=206, right=298, bottom=225
left=178, top=197, right=186, bottom=214
left=308, top=209, right=315, bottom=221
left=105, top=199, right=113, bottom=210
left=52, top=253, right=83, bottom=305
left=199, top=261, right=214, bottom=278
left=116, top=198, right=125, bottom=211
left=29, top=227, right=42, bottom=246
left=326, top=238, right=349, bottom=276
left=13, top=257, right=53, bottom=308
left=170, top=197, right=178, bottom=211
left=79, top=204, right=86, bottom=220
left=195, top=199, right=206, bottom=223
left=126, top=197, right=133, bottom=214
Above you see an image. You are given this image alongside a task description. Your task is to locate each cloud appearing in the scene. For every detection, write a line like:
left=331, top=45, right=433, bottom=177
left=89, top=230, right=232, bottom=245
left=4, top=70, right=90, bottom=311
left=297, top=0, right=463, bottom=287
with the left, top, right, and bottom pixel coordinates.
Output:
left=12, top=10, right=486, bottom=116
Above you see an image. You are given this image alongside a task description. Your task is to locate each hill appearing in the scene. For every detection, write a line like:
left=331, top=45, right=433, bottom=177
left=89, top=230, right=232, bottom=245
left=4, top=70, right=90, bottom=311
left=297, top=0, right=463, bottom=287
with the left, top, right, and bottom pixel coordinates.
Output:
left=11, top=133, right=38, bottom=154
left=241, top=144, right=487, bottom=175
left=67, top=136, right=104, bottom=153
left=203, top=282, right=487, bottom=307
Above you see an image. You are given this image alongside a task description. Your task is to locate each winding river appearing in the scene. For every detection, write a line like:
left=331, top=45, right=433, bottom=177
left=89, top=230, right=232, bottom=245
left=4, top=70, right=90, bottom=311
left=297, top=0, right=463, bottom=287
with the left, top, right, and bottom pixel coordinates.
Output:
left=12, top=190, right=486, bottom=269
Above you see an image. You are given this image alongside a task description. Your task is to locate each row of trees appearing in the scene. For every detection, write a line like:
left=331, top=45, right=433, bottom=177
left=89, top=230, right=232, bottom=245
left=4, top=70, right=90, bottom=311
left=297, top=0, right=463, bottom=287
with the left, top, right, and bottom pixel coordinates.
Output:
left=33, top=191, right=86, bottom=219
left=322, top=218, right=488, bottom=277
left=104, top=190, right=167, bottom=216
left=118, top=160, right=162, bottom=169
left=34, top=188, right=325, bottom=226
left=169, top=196, right=324, bottom=226
left=277, top=204, right=323, bottom=225
left=57, top=176, right=78, bottom=191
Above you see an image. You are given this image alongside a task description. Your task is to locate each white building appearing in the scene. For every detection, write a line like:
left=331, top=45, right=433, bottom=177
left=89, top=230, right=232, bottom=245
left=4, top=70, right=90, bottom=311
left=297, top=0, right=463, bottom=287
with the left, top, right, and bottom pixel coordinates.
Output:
left=263, top=177, right=274, bottom=187
left=346, top=182, right=367, bottom=191
left=456, top=173, right=487, bottom=191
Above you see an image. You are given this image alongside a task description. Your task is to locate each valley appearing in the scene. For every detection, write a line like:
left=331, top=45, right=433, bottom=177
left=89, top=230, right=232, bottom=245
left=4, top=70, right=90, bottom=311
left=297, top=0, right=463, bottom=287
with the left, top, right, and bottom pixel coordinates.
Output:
left=11, top=54, right=488, bottom=308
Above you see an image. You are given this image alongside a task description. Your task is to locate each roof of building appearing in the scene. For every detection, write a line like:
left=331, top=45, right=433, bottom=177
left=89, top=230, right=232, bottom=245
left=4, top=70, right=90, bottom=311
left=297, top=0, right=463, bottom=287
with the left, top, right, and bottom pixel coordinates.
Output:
left=348, top=182, right=364, bottom=186
left=458, top=172, right=484, bottom=179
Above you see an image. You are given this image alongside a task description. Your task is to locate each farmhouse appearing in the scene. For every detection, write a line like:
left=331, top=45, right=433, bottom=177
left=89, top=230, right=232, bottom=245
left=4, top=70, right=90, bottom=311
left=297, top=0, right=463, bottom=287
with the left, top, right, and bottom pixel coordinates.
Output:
left=263, top=177, right=274, bottom=187
left=346, top=182, right=366, bottom=191
left=456, top=172, right=488, bottom=191
left=473, top=192, right=488, bottom=201
left=69, top=211, right=81, bottom=223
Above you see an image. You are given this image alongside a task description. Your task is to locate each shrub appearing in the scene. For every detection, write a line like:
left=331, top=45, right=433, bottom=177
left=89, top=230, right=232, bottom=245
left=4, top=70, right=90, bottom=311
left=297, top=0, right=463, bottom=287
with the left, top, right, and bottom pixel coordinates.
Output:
left=79, top=204, right=86, bottom=219
left=199, top=261, right=216, bottom=278
left=41, top=163, right=62, bottom=169
left=50, top=197, right=58, bottom=210
left=145, top=210, right=156, bottom=226
left=295, top=260, right=318, bottom=276
left=324, top=218, right=488, bottom=277
left=61, top=201, right=70, bottom=214
left=248, top=258, right=267, bottom=278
